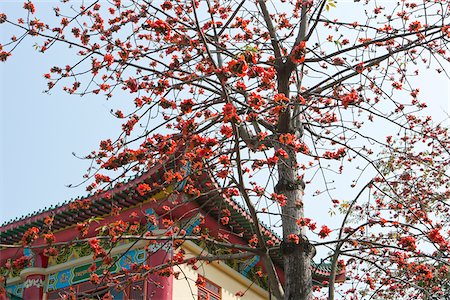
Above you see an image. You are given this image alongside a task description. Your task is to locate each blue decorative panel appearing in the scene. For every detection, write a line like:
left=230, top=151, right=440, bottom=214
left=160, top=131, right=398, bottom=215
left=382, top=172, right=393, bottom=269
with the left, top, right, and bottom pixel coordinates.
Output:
left=5, top=283, right=23, bottom=299
left=240, top=255, right=260, bottom=276
left=46, top=248, right=147, bottom=292
left=183, top=213, right=202, bottom=235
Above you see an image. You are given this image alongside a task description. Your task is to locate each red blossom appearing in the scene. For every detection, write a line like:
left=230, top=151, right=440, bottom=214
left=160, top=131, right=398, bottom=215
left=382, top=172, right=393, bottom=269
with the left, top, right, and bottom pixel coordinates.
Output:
left=0, top=51, right=11, bottom=62
left=103, top=53, right=114, bottom=66
left=90, top=273, right=100, bottom=284
left=136, top=183, right=151, bottom=196
left=76, top=222, right=89, bottom=236
left=12, top=256, right=32, bottom=270
left=428, top=228, right=448, bottom=249
left=0, top=13, right=6, bottom=23
left=227, top=56, right=248, bottom=77
left=248, top=235, right=259, bottom=247
left=22, top=227, right=39, bottom=246
left=195, top=277, right=205, bottom=287
left=297, top=218, right=317, bottom=231
left=43, top=247, right=58, bottom=257
left=271, top=193, right=287, bottom=206
left=341, top=90, right=359, bottom=108
left=279, top=133, right=296, bottom=146
left=409, top=21, right=422, bottom=32
left=43, top=233, right=55, bottom=244
left=275, top=148, right=289, bottom=158
left=44, top=215, right=54, bottom=226
left=323, top=148, right=346, bottom=160
left=355, top=62, right=365, bottom=74
left=150, top=19, right=171, bottom=36
left=23, top=1, right=35, bottom=14
left=319, top=225, right=332, bottom=238
left=161, top=1, right=173, bottom=10
left=398, top=236, right=417, bottom=251
left=222, top=103, right=241, bottom=123
left=288, top=234, right=300, bottom=244
left=220, top=125, right=233, bottom=137
left=126, top=77, right=139, bottom=93
left=235, top=291, right=245, bottom=297
left=291, top=41, right=306, bottom=64
left=180, top=99, right=195, bottom=114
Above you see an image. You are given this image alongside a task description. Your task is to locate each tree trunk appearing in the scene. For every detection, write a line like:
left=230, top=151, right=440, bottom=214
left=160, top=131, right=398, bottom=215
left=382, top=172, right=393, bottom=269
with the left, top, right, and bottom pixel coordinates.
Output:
left=277, top=155, right=314, bottom=300
left=277, top=71, right=314, bottom=300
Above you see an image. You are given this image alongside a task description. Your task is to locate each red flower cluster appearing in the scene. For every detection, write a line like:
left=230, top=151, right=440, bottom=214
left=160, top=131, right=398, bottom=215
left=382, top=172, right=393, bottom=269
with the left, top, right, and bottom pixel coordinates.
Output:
left=248, top=93, right=265, bottom=110
left=22, top=227, right=39, bottom=246
left=147, top=19, right=171, bottom=37
left=88, top=238, right=107, bottom=259
left=180, top=99, right=195, bottom=114
left=275, top=148, right=289, bottom=158
left=137, top=183, right=152, bottom=196
left=43, top=233, right=55, bottom=245
left=323, top=148, right=346, bottom=160
left=76, top=222, right=90, bottom=236
left=341, top=90, right=359, bottom=108
left=223, top=103, right=241, bottom=123
left=0, top=51, right=11, bottom=62
left=220, top=125, right=233, bottom=137
left=12, top=256, right=32, bottom=270
left=195, top=277, right=206, bottom=287
left=95, top=174, right=111, bottom=183
left=288, top=234, right=300, bottom=244
left=220, top=209, right=231, bottom=225
left=248, top=235, right=259, bottom=247
left=398, top=236, right=417, bottom=251
left=225, top=188, right=240, bottom=198
left=271, top=192, right=287, bottom=206
left=428, top=228, right=448, bottom=250
left=23, top=1, right=35, bottom=14
left=291, top=41, right=306, bottom=64
left=274, top=93, right=289, bottom=104
left=126, top=77, right=139, bottom=93
left=90, top=273, right=101, bottom=284
left=227, top=56, right=248, bottom=77
left=319, top=225, right=332, bottom=238
left=43, top=247, right=58, bottom=257
left=279, top=133, right=296, bottom=146
left=409, top=21, right=422, bottom=32
left=103, top=53, right=114, bottom=66
left=296, top=218, right=317, bottom=231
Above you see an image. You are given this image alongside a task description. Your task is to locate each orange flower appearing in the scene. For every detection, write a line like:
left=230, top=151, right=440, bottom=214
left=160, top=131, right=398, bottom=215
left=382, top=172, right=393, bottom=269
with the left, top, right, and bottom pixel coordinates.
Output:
left=291, top=41, right=306, bottom=64
left=227, top=56, right=248, bottom=77
left=279, top=133, right=296, bottom=145
left=137, top=183, right=151, bottom=196
left=319, top=225, right=331, bottom=238
left=222, top=103, right=241, bottom=123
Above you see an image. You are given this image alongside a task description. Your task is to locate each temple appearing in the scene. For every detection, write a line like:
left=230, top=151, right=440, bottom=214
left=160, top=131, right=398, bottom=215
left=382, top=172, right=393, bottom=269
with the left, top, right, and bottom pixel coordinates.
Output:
left=0, top=160, right=345, bottom=299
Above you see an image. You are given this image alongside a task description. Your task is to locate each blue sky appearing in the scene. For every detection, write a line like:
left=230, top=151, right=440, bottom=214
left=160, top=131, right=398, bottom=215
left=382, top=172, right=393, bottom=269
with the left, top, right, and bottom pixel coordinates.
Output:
left=0, top=2, right=123, bottom=224
left=0, top=1, right=449, bottom=226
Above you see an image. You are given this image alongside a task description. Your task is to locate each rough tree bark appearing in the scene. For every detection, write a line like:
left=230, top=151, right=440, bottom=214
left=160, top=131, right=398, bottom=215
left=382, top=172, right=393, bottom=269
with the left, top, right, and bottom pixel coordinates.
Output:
left=276, top=66, right=314, bottom=300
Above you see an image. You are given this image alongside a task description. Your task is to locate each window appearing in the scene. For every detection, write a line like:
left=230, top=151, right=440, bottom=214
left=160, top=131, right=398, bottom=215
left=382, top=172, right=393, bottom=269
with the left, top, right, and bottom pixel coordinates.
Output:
left=198, top=276, right=221, bottom=300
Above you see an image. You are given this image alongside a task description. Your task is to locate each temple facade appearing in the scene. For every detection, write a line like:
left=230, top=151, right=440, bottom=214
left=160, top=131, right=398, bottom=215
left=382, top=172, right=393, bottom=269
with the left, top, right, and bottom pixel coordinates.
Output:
left=0, top=163, right=345, bottom=299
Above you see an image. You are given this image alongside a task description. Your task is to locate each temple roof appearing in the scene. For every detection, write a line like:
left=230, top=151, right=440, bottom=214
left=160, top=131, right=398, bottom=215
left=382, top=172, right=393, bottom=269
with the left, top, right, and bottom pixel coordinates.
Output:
left=0, top=161, right=279, bottom=246
left=0, top=159, right=345, bottom=282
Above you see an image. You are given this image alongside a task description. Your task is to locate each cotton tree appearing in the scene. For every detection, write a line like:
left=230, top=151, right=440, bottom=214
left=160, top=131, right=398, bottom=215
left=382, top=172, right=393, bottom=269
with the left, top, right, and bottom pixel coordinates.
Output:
left=1, top=0, right=450, bottom=299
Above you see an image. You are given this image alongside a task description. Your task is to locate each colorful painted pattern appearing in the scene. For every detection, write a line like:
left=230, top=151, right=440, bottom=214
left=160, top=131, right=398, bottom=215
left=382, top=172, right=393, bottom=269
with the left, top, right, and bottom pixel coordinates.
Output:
left=5, top=283, right=23, bottom=299
left=240, top=255, right=260, bottom=276
left=46, top=248, right=147, bottom=292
